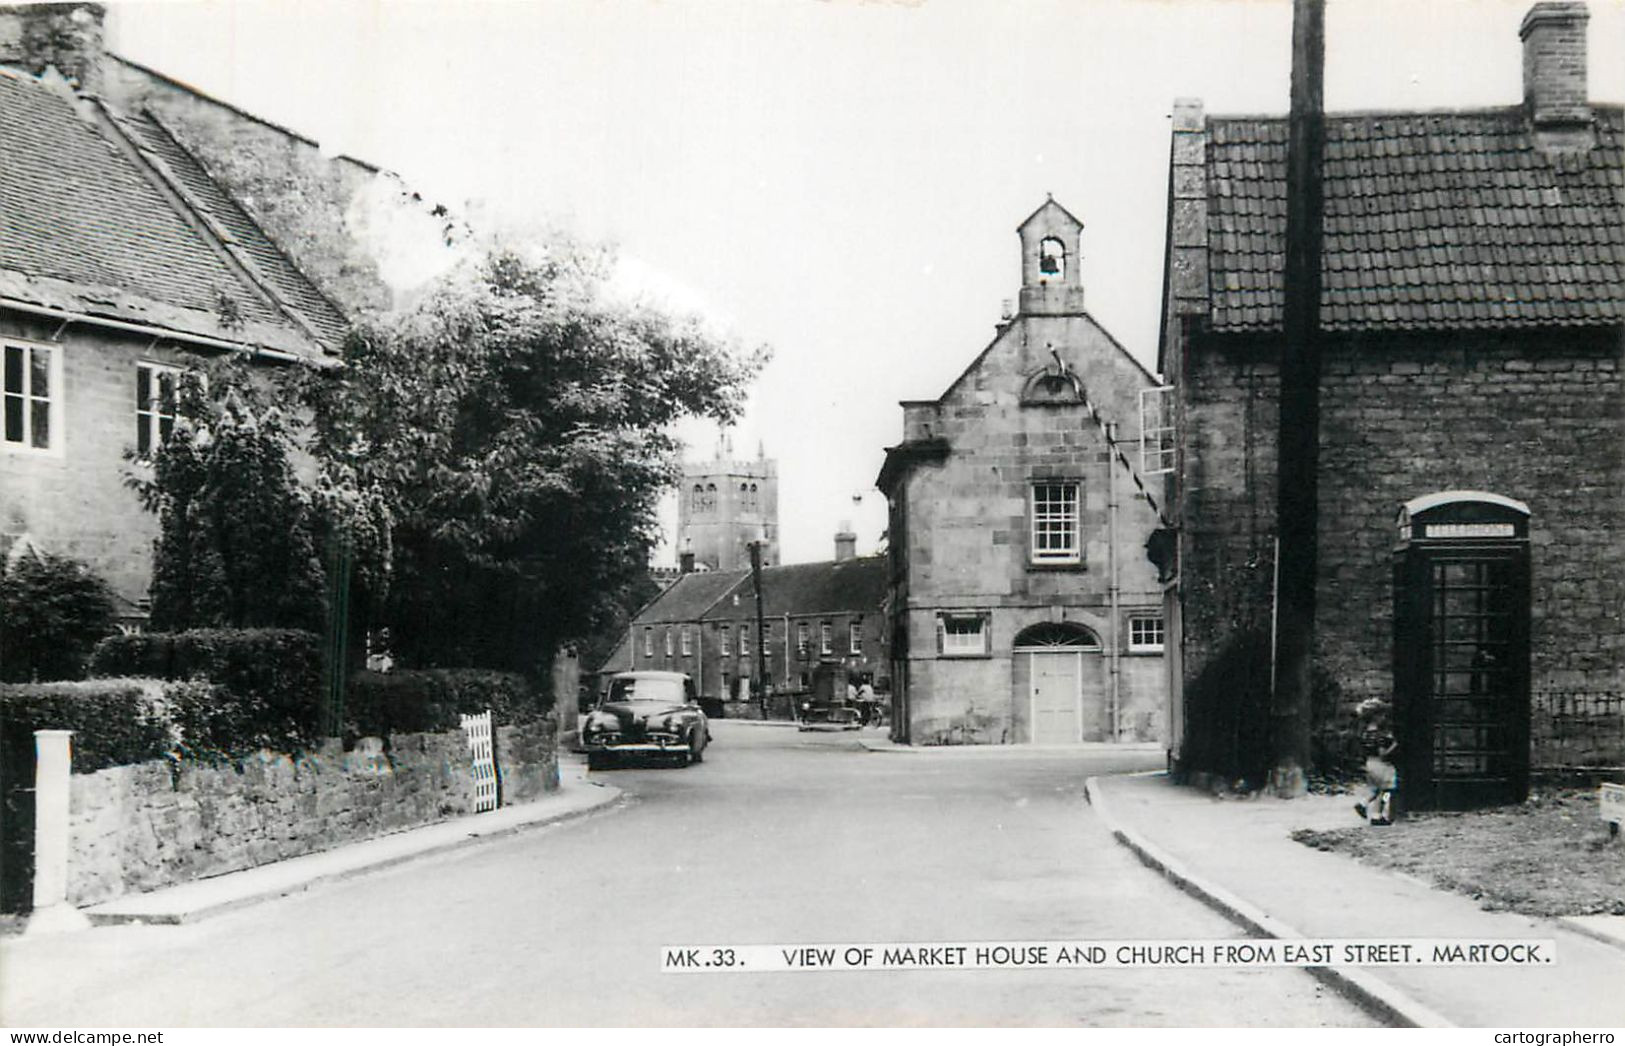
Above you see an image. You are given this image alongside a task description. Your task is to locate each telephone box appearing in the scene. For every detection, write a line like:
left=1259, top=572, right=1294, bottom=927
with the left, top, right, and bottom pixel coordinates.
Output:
left=1393, top=492, right=1531, bottom=810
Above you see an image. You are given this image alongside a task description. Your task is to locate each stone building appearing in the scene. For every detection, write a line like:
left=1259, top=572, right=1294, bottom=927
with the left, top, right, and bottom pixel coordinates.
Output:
left=0, top=2, right=458, bottom=616
left=599, top=539, right=888, bottom=716
left=678, top=435, right=779, bottom=572
left=876, top=199, right=1167, bottom=746
left=1156, top=2, right=1624, bottom=788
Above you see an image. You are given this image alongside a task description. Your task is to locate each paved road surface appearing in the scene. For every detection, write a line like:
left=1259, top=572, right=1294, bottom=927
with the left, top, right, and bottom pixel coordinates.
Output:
left=1, top=723, right=1373, bottom=1027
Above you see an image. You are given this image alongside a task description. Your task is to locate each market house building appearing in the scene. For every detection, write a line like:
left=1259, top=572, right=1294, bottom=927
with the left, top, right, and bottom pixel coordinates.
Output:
left=1155, top=1, right=1624, bottom=798
left=877, top=199, right=1167, bottom=746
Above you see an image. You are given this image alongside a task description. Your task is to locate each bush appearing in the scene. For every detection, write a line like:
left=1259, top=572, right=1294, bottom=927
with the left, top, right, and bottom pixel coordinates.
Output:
left=0, top=679, right=171, bottom=772
left=131, top=367, right=327, bottom=633
left=90, top=629, right=323, bottom=754
left=0, top=551, right=120, bottom=682
left=345, top=669, right=544, bottom=739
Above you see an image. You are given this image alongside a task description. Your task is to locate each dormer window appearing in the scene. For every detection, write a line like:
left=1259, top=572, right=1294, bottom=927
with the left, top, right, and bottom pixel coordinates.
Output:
left=1038, top=237, right=1065, bottom=279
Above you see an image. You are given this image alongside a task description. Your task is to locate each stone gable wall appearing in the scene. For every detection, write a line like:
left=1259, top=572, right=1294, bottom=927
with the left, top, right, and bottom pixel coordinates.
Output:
left=895, top=313, right=1167, bottom=743
left=66, top=719, right=558, bottom=907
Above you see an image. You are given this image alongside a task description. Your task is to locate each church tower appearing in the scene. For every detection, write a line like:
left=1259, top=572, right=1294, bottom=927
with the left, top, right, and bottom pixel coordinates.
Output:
left=678, top=435, right=779, bottom=572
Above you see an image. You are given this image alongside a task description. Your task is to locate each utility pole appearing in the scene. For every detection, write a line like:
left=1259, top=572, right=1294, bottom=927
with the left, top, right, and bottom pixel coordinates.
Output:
left=1271, top=0, right=1326, bottom=796
left=749, top=536, right=769, bottom=717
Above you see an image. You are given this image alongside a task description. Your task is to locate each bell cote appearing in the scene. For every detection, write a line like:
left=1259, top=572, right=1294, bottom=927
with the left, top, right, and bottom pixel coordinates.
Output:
left=1017, top=195, right=1086, bottom=316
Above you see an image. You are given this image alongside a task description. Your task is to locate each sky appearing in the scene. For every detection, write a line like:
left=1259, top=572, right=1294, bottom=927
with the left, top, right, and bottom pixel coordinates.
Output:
left=108, top=0, right=1625, bottom=566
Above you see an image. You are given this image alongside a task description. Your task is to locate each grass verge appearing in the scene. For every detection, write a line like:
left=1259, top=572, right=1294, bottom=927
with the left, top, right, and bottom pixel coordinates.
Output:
left=1292, top=787, right=1624, bottom=918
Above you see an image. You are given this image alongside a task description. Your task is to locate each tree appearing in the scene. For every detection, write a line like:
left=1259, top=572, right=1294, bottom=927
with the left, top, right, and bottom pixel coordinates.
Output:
left=130, top=364, right=328, bottom=633
left=303, top=239, right=764, bottom=674
left=0, top=549, right=118, bottom=682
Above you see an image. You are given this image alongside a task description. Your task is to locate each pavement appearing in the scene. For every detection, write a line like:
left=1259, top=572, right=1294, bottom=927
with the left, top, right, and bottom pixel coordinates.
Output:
left=71, top=763, right=624, bottom=927
left=860, top=733, right=1164, bottom=755
left=1086, top=771, right=1625, bottom=1029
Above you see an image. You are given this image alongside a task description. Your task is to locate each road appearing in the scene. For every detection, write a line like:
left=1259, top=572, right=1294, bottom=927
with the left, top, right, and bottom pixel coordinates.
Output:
left=0, top=723, right=1373, bottom=1027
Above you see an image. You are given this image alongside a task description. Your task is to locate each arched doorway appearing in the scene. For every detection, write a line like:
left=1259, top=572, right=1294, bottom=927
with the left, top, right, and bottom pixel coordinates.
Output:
left=1013, top=623, right=1102, bottom=744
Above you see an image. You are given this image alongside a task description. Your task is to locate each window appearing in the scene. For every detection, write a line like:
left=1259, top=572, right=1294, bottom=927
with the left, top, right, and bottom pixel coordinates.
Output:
left=739, top=626, right=750, bottom=656
left=749, top=483, right=759, bottom=510
left=1140, top=386, right=1176, bottom=476
left=134, top=362, right=182, bottom=458
left=849, top=620, right=863, bottom=655
left=720, top=626, right=731, bottom=656
left=938, top=613, right=990, bottom=658
left=820, top=621, right=832, bottom=655
left=691, top=484, right=705, bottom=512
left=1129, top=615, right=1166, bottom=653
left=796, top=622, right=809, bottom=657
left=704, top=483, right=717, bottom=511
left=643, top=629, right=653, bottom=657
left=664, top=629, right=673, bottom=657
left=681, top=628, right=692, bottom=656
left=3, top=341, right=56, bottom=451
left=1031, top=482, right=1081, bottom=565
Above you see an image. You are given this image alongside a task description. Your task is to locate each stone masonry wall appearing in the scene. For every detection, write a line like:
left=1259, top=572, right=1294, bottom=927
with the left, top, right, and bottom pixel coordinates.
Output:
left=65, top=720, right=558, bottom=907
left=1179, top=328, right=1624, bottom=763
left=899, top=310, right=1166, bottom=743
left=101, top=56, right=465, bottom=318
left=0, top=313, right=245, bottom=607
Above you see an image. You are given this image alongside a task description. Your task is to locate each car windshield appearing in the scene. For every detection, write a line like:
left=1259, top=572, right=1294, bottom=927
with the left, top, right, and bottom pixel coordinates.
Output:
left=606, top=677, right=686, bottom=704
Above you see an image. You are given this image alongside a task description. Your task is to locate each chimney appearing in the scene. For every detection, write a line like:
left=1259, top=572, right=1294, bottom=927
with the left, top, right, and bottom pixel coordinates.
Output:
left=1520, top=3, right=1591, bottom=134
left=0, top=3, right=106, bottom=92
left=678, top=534, right=695, bottom=575
left=834, top=522, right=857, bottom=562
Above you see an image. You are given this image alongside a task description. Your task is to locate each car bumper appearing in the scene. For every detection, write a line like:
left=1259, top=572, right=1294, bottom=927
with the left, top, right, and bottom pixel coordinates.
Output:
left=583, top=738, right=689, bottom=754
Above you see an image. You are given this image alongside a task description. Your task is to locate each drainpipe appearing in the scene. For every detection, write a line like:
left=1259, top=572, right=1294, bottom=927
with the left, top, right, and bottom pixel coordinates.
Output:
left=1107, top=422, right=1122, bottom=741
left=783, top=613, right=792, bottom=687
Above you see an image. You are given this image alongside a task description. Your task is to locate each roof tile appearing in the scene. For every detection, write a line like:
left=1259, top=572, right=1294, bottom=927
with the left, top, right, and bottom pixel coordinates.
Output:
left=1205, top=107, right=1624, bottom=331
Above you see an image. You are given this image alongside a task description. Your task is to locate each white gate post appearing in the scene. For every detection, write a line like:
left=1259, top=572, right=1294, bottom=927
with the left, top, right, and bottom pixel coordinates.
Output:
left=25, top=729, right=90, bottom=935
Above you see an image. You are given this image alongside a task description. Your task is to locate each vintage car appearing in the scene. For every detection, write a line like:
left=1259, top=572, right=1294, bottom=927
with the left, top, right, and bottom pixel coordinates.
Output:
left=582, top=670, right=710, bottom=769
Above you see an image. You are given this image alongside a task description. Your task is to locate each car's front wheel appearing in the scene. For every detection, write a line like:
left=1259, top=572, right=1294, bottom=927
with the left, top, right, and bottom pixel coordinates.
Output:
left=689, top=731, right=705, bottom=764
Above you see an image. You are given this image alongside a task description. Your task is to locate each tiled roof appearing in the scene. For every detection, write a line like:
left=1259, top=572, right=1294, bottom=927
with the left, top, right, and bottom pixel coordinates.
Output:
left=1206, top=106, right=1625, bottom=332
left=116, top=109, right=350, bottom=349
left=0, top=69, right=324, bottom=357
left=703, top=556, right=887, bottom=621
left=632, top=557, right=888, bottom=628
left=634, top=570, right=747, bottom=625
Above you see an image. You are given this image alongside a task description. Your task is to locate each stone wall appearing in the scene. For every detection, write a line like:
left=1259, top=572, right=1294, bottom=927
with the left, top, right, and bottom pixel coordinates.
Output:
left=892, top=310, right=1167, bottom=744
left=65, top=719, right=558, bottom=907
left=0, top=314, right=254, bottom=607
left=100, top=55, right=465, bottom=318
left=1177, top=328, right=1625, bottom=767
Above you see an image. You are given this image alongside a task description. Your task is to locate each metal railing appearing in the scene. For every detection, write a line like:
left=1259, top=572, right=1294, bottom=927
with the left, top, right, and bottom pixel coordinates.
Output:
left=1530, top=689, right=1624, bottom=769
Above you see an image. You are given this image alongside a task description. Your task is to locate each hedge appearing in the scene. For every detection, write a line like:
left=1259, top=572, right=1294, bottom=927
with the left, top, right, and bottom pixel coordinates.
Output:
left=345, top=669, right=544, bottom=739
left=89, top=629, right=323, bottom=755
left=0, top=679, right=171, bottom=772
